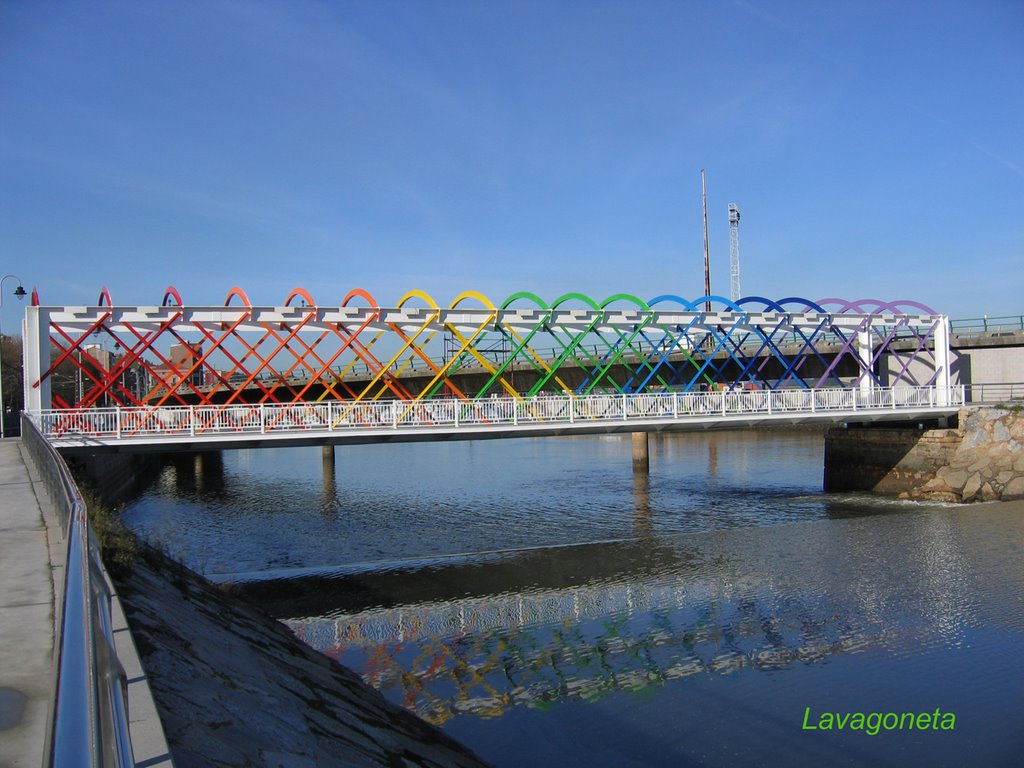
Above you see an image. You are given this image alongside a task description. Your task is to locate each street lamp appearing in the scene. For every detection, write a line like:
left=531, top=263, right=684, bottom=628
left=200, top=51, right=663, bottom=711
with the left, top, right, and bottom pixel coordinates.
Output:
left=0, top=275, right=28, bottom=439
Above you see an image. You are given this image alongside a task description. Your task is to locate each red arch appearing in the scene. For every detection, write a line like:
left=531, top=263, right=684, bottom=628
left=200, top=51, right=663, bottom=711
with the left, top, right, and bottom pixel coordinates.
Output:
left=162, top=286, right=184, bottom=306
left=97, top=286, right=113, bottom=306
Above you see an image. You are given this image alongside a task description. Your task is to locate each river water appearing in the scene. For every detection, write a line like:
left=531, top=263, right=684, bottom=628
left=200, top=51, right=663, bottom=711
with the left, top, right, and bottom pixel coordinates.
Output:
left=121, top=430, right=1024, bottom=767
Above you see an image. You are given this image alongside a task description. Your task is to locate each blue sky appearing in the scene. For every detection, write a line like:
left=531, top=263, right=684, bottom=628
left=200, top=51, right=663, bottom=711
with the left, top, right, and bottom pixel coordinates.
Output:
left=1, top=0, right=1022, bottom=327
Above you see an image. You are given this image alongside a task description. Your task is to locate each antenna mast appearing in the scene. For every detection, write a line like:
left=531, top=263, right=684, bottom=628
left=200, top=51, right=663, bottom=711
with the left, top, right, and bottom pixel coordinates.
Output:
left=728, top=203, right=741, bottom=301
left=701, top=170, right=711, bottom=311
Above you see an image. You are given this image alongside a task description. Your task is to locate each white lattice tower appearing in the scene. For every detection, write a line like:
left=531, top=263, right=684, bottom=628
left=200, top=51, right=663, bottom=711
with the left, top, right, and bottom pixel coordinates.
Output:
left=728, top=203, right=741, bottom=301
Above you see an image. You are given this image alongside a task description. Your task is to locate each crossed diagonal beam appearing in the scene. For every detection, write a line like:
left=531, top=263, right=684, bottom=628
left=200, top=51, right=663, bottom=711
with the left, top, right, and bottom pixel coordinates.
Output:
left=21, top=287, right=951, bottom=413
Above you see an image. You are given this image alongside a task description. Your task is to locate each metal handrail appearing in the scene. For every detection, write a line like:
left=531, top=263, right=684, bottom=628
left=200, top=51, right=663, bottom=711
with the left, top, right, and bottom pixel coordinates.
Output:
left=963, top=382, right=1024, bottom=404
left=21, top=414, right=134, bottom=767
left=950, top=315, right=1024, bottom=336
left=27, top=385, right=965, bottom=445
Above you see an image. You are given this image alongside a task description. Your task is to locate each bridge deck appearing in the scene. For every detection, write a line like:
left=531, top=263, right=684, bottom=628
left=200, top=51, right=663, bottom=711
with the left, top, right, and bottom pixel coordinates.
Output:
left=35, top=386, right=962, bottom=454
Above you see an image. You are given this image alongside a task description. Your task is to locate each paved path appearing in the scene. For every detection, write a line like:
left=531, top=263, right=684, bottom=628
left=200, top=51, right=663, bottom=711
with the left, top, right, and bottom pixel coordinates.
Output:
left=0, top=439, right=57, bottom=768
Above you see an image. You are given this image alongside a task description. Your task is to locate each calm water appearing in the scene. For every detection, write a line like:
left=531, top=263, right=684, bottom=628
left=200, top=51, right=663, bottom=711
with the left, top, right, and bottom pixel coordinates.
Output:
left=121, top=431, right=1024, bottom=766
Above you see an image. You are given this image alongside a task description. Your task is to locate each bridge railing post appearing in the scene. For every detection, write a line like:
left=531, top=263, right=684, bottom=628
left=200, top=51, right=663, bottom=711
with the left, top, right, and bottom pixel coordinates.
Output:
left=392, top=401, right=398, bottom=429
left=260, top=403, right=266, bottom=434
left=190, top=405, right=196, bottom=437
left=115, top=406, right=121, bottom=439
left=622, top=393, right=628, bottom=421
left=568, top=394, right=574, bottom=423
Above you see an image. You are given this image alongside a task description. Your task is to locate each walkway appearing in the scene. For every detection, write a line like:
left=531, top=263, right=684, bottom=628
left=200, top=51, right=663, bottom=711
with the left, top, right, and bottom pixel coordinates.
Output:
left=0, top=439, right=173, bottom=767
left=35, top=385, right=963, bottom=453
left=0, top=439, right=55, bottom=768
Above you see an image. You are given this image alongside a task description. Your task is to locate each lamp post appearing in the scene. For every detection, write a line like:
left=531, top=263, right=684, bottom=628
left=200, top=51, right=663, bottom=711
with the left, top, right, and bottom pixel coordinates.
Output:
left=0, top=275, right=28, bottom=439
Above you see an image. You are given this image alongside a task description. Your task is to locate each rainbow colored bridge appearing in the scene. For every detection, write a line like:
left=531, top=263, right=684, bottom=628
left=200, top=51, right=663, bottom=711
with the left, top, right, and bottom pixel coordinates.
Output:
left=20, top=287, right=960, bottom=451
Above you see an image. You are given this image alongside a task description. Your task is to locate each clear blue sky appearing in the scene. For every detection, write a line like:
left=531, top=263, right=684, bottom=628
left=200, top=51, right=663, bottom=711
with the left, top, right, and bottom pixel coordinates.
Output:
left=1, top=0, right=1022, bottom=326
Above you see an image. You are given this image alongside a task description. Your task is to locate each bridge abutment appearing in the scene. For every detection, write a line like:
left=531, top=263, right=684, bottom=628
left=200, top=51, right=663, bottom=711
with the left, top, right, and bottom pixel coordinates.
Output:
left=824, top=406, right=1024, bottom=502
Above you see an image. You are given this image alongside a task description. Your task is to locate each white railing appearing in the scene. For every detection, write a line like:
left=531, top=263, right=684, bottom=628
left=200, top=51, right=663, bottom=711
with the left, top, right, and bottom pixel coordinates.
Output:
left=28, top=385, right=965, bottom=444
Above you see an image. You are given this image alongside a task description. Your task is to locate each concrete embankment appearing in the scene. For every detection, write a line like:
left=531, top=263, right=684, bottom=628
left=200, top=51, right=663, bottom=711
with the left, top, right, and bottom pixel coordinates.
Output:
left=825, top=405, right=1024, bottom=502
left=112, top=543, right=491, bottom=768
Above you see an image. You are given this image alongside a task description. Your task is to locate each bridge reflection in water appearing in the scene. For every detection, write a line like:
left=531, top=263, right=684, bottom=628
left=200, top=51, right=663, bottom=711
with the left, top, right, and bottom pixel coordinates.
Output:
left=238, top=507, right=984, bottom=727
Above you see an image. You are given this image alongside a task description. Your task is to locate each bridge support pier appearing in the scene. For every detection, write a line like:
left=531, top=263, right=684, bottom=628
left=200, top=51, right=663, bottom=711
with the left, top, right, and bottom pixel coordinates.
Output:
left=631, top=432, right=649, bottom=474
left=322, top=445, right=335, bottom=472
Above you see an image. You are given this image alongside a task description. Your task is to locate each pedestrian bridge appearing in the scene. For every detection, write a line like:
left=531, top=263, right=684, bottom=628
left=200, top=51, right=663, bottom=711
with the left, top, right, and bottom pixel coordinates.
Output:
left=33, top=385, right=962, bottom=453
left=21, top=286, right=957, bottom=452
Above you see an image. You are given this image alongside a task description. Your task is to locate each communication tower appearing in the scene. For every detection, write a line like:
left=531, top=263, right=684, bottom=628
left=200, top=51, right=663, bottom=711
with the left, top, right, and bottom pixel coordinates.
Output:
left=728, top=203, right=741, bottom=301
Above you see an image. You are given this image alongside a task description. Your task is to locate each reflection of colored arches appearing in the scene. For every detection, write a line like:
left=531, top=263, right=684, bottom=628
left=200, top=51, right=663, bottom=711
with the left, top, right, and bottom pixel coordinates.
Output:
left=162, top=286, right=183, bottom=306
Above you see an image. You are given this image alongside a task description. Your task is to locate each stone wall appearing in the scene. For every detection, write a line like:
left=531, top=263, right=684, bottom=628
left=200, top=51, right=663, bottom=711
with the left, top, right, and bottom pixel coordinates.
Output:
left=911, top=407, right=1024, bottom=502
left=823, top=427, right=961, bottom=496
left=824, top=406, right=1024, bottom=503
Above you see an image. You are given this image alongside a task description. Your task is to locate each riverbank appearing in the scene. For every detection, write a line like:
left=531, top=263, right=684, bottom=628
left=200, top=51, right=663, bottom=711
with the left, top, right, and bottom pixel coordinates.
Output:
left=113, top=543, right=491, bottom=768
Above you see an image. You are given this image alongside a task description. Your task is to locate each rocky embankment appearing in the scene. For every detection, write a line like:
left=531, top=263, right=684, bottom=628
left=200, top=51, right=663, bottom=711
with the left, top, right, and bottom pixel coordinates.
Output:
left=114, top=546, right=491, bottom=768
left=909, top=406, right=1024, bottom=503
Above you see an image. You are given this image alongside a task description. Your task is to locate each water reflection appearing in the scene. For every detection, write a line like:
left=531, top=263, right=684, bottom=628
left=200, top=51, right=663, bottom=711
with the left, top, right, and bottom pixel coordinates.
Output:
left=255, top=506, right=1024, bottom=731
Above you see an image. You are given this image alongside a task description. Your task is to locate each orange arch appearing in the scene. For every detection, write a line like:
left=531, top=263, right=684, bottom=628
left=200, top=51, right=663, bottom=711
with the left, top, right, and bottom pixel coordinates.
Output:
left=224, top=286, right=252, bottom=307
left=284, top=287, right=316, bottom=307
left=341, top=288, right=379, bottom=309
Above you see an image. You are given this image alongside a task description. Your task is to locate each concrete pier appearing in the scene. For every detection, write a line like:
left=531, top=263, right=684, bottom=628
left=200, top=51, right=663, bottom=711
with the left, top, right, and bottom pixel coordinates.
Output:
left=631, top=431, right=649, bottom=474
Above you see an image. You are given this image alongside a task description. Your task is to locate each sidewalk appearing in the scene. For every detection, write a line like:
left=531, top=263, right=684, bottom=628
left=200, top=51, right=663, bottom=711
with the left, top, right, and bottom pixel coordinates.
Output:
left=0, top=438, right=172, bottom=767
left=0, top=439, right=55, bottom=768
